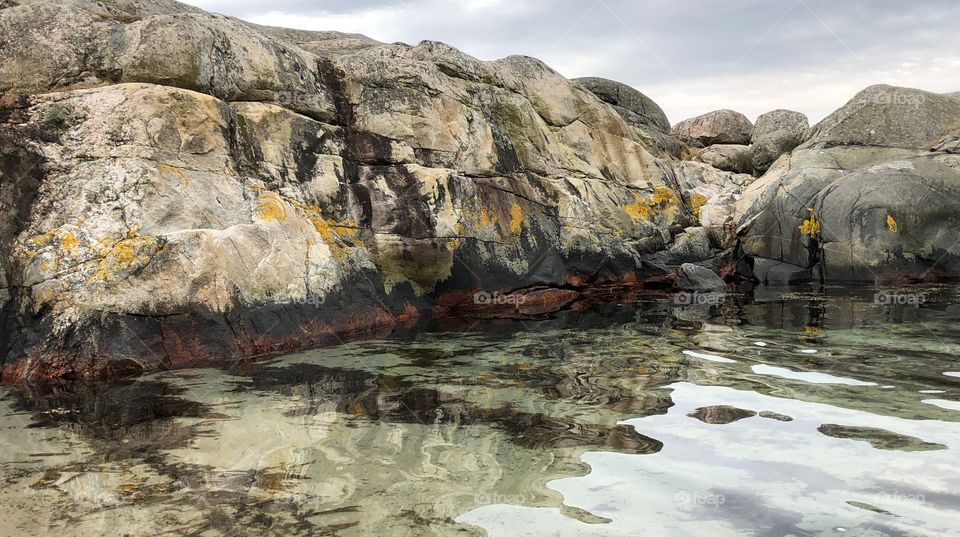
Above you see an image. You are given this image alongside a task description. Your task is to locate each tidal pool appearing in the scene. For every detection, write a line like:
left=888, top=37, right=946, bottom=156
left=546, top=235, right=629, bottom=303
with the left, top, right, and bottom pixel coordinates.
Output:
left=1, top=285, right=959, bottom=536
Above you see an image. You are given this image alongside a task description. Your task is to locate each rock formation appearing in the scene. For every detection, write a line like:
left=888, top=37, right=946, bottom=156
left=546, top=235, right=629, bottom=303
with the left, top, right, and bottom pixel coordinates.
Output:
left=671, top=109, right=754, bottom=147
left=2, top=1, right=957, bottom=383
left=574, top=76, right=680, bottom=157
left=750, top=109, right=809, bottom=174
left=0, top=0, right=749, bottom=381
left=735, top=85, right=960, bottom=283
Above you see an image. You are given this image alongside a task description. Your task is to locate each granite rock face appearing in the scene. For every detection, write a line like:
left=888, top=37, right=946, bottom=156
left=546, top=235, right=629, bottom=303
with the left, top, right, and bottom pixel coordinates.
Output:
left=0, top=0, right=741, bottom=381
left=735, top=85, right=960, bottom=283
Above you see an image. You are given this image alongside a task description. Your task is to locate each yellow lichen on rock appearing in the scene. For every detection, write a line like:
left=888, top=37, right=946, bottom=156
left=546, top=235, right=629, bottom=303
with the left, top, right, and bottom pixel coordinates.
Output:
left=623, top=193, right=651, bottom=221
left=508, top=203, right=525, bottom=236
left=475, top=208, right=498, bottom=230
left=688, top=193, right=709, bottom=219
left=89, top=227, right=162, bottom=282
left=886, top=214, right=898, bottom=232
left=255, top=192, right=288, bottom=223
left=309, top=215, right=361, bottom=261
left=158, top=163, right=189, bottom=188
left=59, top=232, right=80, bottom=254
left=799, top=209, right=821, bottom=237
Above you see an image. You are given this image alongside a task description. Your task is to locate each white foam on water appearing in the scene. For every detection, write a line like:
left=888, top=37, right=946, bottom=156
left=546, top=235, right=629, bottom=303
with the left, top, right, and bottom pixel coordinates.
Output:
left=800, top=349, right=818, bottom=354
left=919, top=390, right=946, bottom=394
left=923, top=399, right=960, bottom=411
left=751, top=365, right=877, bottom=386
left=681, top=350, right=737, bottom=364
left=944, top=372, right=960, bottom=378
left=754, top=341, right=768, bottom=347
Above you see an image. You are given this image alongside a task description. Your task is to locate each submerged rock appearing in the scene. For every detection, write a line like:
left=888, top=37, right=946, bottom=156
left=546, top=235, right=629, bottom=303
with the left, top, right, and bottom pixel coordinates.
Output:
left=676, top=263, right=725, bottom=291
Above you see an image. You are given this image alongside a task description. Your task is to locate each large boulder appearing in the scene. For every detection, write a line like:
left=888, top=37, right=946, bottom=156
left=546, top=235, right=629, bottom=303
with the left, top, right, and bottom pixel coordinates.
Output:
left=802, top=85, right=960, bottom=150
left=573, top=77, right=670, bottom=133
left=698, top=144, right=753, bottom=174
left=735, top=84, right=960, bottom=283
left=750, top=109, right=809, bottom=174
left=0, top=0, right=717, bottom=381
left=671, top=109, right=753, bottom=147
left=574, top=77, right=679, bottom=157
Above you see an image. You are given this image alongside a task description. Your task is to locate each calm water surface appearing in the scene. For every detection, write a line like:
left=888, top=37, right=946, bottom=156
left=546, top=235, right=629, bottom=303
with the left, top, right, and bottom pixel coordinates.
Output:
left=2, top=285, right=959, bottom=536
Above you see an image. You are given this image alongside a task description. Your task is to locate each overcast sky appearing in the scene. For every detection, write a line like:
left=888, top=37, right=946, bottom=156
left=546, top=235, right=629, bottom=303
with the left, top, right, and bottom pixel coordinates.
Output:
left=181, top=0, right=960, bottom=125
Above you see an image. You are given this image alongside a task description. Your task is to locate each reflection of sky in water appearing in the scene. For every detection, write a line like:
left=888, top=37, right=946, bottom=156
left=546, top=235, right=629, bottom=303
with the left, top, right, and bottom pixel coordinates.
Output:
left=2, top=285, right=960, bottom=536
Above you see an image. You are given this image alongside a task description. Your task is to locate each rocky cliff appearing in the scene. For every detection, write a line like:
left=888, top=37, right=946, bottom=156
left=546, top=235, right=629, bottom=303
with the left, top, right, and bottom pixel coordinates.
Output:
left=0, top=0, right=752, bottom=381
left=2, top=0, right=958, bottom=382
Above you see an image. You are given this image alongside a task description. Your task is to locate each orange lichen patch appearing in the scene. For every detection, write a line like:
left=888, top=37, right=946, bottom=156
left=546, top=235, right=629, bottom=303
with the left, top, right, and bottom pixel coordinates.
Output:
left=158, top=163, right=189, bottom=188
left=256, top=192, right=288, bottom=223
left=475, top=208, right=498, bottom=230
left=445, top=223, right=466, bottom=251
left=886, top=214, right=898, bottom=233
left=623, top=193, right=651, bottom=221
left=799, top=209, right=821, bottom=237
left=508, top=203, right=526, bottom=236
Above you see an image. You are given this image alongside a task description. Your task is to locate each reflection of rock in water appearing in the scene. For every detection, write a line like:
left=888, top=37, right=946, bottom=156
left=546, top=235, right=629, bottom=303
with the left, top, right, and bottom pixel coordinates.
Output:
left=6, top=380, right=214, bottom=459
left=688, top=405, right=757, bottom=424
left=817, top=424, right=947, bottom=451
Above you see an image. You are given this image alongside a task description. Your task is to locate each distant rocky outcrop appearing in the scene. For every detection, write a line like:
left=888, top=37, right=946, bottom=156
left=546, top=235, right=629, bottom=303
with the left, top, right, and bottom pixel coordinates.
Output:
left=0, top=0, right=750, bottom=381
left=735, top=85, right=960, bottom=283
left=750, top=109, right=809, bottom=174
left=671, top=109, right=754, bottom=147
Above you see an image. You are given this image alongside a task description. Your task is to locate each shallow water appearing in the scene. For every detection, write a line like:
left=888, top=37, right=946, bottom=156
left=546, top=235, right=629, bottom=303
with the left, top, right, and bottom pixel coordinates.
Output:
left=2, top=285, right=959, bottom=536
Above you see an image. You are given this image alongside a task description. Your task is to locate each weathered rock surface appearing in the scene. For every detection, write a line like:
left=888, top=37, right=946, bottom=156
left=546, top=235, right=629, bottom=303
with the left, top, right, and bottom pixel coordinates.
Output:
left=671, top=109, right=753, bottom=147
left=697, top=144, right=753, bottom=174
left=0, top=0, right=733, bottom=381
left=735, top=85, right=960, bottom=283
left=573, top=77, right=670, bottom=134
left=574, top=77, right=679, bottom=157
left=802, top=85, right=960, bottom=150
left=750, top=109, right=809, bottom=174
